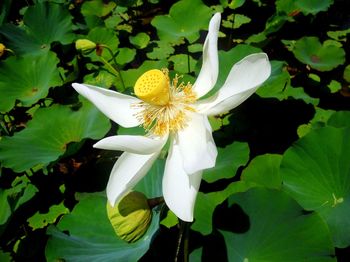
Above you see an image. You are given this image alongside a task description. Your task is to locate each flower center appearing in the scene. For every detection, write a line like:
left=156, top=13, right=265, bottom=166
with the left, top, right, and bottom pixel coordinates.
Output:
left=134, top=69, right=170, bottom=106
left=133, top=69, right=197, bottom=136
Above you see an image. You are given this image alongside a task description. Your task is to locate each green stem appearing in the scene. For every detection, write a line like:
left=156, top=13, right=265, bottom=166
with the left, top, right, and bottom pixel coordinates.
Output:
left=0, top=115, right=10, bottom=135
left=98, top=45, right=126, bottom=90
left=147, top=196, right=164, bottom=209
left=187, top=50, right=191, bottom=74
left=174, top=222, right=184, bottom=262
left=2, top=113, right=14, bottom=135
left=228, top=13, right=235, bottom=48
left=174, top=220, right=190, bottom=262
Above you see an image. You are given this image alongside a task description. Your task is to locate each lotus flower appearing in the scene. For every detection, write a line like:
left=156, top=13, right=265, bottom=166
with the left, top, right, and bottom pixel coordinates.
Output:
left=72, top=13, right=271, bottom=222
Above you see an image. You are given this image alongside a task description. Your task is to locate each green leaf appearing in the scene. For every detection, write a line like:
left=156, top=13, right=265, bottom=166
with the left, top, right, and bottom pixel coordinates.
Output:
left=309, top=73, right=321, bottom=82
left=84, top=70, right=118, bottom=88
left=45, top=159, right=163, bottom=261
left=264, top=14, right=289, bottom=35
left=24, top=2, right=74, bottom=44
left=208, top=114, right=231, bottom=131
left=0, top=99, right=111, bottom=172
left=297, top=107, right=334, bottom=137
left=192, top=181, right=254, bottom=235
left=203, top=142, right=249, bottom=183
left=0, top=251, right=11, bottom=262
left=232, top=0, right=246, bottom=8
left=160, top=210, right=178, bottom=228
left=257, top=61, right=319, bottom=105
left=168, top=54, right=197, bottom=74
left=190, top=247, right=203, bottom=261
left=276, top=0, right=297, bottom=15
left=9, top=177, right=38, bottom=211
left=220, top=0, right=246, bottom=9
left=222, top=188, right=335, bottom=261
left=241, top=154, right=282, bottom=189
left=188, top=43, right=203, bottom=53
left=0, top=2, right=74, bottom=55
left=0, top=24, right=45, bottom=55
left=121, top=60, right=168, bottom=89
left=245, top=32, right=267, bottom=44
left=222, top=14, right=251, bottom=29
left=327, top=28, right=350, bottom=42
left=115, top=48, right=136, bottom=65
left=46, top=196, right=160, bottom=261
left=343, top=64, right=350, bottom=83
left=129, top=33, right=150, bottom=49
left=0, top=0, right=11, bottom=26
left=327, top=111, right=350, bottom=128
left=85, top=27, right=119, bottom=61
left=81, top=0, right=116, bottom=17
left=27, top=203, right=69, bottom=230
left=134, top=158, right=164, bottom=198
left=151, top=0, right=213, bottom=43
left=327, top=80, right=342, bottom=93
left=276, top=0, right=333, bottom=16
left=0, top=51, right=62, bottom=112
left=0, top=176, right=38, bottom=225
left=147, top=41, right=175, bottom=60
left=0, top=190, right=11, bottom=225
left=280, top=127, right=350, bottom=247
left=291, top=37, right=345, bottom=71
left=295, top=0, right=334, bottom=15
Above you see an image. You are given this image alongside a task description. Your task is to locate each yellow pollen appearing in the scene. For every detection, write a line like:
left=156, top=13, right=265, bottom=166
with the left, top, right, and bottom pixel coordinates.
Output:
left=134, top=69, right=170, bottom=106
left=133, top=69, right=197, bottom=136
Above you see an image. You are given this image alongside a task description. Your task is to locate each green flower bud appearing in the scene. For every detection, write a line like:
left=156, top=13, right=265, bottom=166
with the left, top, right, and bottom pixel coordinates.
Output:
left=107, top=191, right=152, bottom=243
left=75, top=39, right=96, bottom=54
left=0, top=43, right=5, bottom=57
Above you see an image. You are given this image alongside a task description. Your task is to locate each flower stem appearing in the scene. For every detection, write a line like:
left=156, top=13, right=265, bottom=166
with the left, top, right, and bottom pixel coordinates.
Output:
left=98, top=45, right=126, bottom=90
left=183, top=221, right=189, bottom=262
left=147, top=196, right=164, bottom=209
left=174, top=220, right=190, bottom=262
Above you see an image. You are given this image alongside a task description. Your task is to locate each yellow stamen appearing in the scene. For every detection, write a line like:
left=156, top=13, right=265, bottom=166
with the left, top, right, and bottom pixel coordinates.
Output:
left=134, top=69, right=170, bottom=105
left=133, top=69, right=197, bottom=136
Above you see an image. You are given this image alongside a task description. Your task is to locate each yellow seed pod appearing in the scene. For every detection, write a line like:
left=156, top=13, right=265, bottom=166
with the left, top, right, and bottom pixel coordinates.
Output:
left=75, top=39, right=96, bottom=53
left=0, top=43, right=5, bottom=57
left=107, top=191, right=152, bottom=243
left=134, top=69, right=170, bottom=105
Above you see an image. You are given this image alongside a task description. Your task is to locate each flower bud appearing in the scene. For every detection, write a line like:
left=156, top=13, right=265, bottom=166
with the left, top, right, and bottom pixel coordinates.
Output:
left=75, top=39, right=96, bottom=54
left=107, top=191, right=152, bottom=243
left=0, top=43, right=6, bottom=57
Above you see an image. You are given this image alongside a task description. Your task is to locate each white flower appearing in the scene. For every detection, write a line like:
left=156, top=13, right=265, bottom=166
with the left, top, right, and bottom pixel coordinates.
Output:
left=72, top=13, right=271, bottom=222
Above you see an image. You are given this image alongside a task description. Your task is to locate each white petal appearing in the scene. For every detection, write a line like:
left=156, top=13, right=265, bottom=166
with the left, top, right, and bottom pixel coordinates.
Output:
left=107, top=151, right=160, bottom=206
left=196, top=53, right=271, bottom=115
left=177, top=112, right=217, bottom=174
left=72, top=83, right=141, bottom=127
left=163, top=139, right=202, bottom=222
left=93, top=135, right=167, bottom=154
left=192, top=13, right=221, bottom=98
